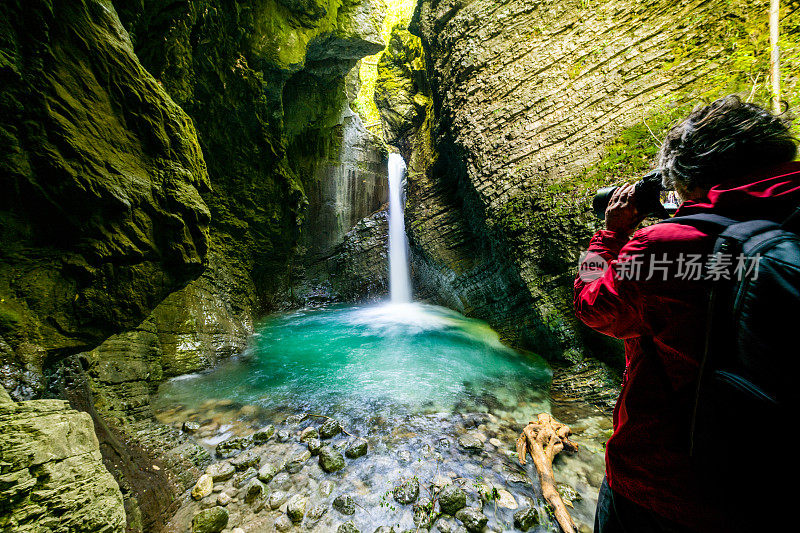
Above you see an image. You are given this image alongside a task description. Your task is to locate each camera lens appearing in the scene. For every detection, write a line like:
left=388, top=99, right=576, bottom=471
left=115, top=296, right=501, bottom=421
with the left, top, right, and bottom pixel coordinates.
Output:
left=593, top=186, right=618, bottom=220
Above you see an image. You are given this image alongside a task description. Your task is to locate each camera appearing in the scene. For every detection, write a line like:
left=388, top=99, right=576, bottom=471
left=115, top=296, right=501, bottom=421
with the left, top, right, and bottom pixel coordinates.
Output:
left=592, top=170, right=679, bottom=220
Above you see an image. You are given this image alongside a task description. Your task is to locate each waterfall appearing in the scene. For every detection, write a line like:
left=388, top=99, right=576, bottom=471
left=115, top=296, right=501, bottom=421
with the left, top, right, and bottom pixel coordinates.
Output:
left=388, top=153, right=412, bottom=303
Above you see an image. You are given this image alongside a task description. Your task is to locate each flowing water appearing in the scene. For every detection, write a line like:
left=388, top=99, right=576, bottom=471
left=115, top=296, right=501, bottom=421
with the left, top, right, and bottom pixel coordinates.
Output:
left=156, top=155, right=610, bottom=532
left=388, top=153, right=412, bottom=303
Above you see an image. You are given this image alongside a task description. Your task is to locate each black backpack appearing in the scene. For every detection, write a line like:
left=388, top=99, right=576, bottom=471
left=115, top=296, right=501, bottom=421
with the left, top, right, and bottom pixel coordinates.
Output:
left=660, top=209, right=800, bottom=500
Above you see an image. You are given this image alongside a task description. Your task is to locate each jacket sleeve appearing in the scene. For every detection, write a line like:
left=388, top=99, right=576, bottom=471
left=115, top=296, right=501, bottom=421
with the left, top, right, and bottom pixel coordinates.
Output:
left=574, top=229, right=651, bottom=339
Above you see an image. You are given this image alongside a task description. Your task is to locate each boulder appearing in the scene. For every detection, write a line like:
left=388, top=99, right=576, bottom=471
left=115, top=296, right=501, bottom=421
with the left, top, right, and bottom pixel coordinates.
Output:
left=345, top=438, right=368, bottom=459
left=438, top=484, right=466, bottom=515
left=319, top=446, right=346, bottom=473
left=191, top=506, right=229, bottom=533
left=333, top=494, right=356, bottom=515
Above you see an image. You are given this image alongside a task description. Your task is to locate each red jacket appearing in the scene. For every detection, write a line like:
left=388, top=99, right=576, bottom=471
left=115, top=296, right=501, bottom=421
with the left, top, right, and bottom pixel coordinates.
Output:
left=574, top=162, right=800, bottom=531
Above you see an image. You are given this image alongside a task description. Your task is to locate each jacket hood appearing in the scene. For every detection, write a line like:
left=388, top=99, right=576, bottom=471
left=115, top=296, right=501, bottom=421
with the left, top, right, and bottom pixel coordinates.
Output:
left=675, top=161, right=800, bottom=222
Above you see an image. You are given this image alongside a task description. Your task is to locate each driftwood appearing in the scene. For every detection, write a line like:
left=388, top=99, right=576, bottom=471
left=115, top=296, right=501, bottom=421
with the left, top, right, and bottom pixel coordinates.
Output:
left=516, top=413, right=579, bottom=533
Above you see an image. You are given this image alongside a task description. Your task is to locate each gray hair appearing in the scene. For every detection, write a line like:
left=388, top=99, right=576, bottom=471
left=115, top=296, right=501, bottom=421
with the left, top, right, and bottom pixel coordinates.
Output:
left=658, top=95, right=797, bottom=191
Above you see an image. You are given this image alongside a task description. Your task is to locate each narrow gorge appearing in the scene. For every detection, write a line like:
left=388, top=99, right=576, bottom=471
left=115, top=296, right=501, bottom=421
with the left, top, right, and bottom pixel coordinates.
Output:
left=1, top=0, right=798, bottom=532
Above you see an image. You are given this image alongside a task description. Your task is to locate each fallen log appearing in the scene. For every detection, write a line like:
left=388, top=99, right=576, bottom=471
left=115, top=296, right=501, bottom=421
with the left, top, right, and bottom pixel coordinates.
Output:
left=517, top=413, right=578, bottom=533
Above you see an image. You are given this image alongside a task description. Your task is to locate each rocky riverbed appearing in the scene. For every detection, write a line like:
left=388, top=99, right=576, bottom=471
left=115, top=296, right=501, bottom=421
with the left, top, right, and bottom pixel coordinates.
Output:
left=156, top=396, right=610, bottom=533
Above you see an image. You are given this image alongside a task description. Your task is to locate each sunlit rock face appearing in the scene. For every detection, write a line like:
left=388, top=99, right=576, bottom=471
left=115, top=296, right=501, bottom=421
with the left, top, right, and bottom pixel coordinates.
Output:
left=406, top=0, right=780, bottom=362
left=0, top=0, right=211, bottom=399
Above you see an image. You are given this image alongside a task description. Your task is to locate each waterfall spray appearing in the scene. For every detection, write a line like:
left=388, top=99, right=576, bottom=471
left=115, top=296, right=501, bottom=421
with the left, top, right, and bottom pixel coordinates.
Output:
left=388, top=153, right=412, bottom=303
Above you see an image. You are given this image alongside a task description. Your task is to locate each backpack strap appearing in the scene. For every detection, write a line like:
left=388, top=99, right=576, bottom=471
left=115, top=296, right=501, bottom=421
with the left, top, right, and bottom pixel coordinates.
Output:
left=658, top=213, right=739, bottom=232
left=781, top=206, right=800, bottom=234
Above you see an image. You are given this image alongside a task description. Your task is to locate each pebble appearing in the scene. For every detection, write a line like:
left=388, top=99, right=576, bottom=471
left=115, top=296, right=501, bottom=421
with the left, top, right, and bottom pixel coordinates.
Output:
left=271, top=472, right=292, bottom=490
left=338, top=521, right=359, bottom=533
left=183, top=421, right=201, bottom=433
left=300, top=426, right=319, bottom=442
left=269, top=490, right=288, bottom=510
left=393, top=477, right=419, bottom=504
left=489, top=438, right=503, bottom=448
left=495, top=488, right=518, bottom=509
left=276, top=429, right=290, bottom=442
left=513, top=506, right=540, bottom=531
left=455, top=507, right=488, bottom=532
left=257, top=463, right=278, bottom=483
left=457, top=433, right=484, bottom=453
left=191, top=506, right=229, bottom=533
left=286, top=449, right=312, bottom=473
left=307, top=437, right=322, bottom=455
left=230, top=450, right=260, bottom=471
left=319, top=418, right=343, bottom=439
left=252, top=424, right=275, bottom=443
left=243, top=478, right=265, bottom=504
left=333, top=494, right=356, bottom=515
left=205, top=462, right=235, bottom=482
left=216, top=492, right=231, bottom=506
left=319, top=479, right=335, bottom=497
left=274, top=514, right=292, bottom=531
left=232, top=467, right=257, bottom=488
left=319, top=446, right=346, bottom=473
left=438, top=484, right=467, bottom=515
left=345, top=438, right=368, bottom=459
left=192, top=474, right=214, bottom=500
left=286, top=495, right=307, bottom=522
left=215, top=436, right=253, bottom=458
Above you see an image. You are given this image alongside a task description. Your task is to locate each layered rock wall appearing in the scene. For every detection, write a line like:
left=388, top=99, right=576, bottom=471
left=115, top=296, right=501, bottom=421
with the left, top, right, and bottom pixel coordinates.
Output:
left=408, top=0, right=795, bottom=361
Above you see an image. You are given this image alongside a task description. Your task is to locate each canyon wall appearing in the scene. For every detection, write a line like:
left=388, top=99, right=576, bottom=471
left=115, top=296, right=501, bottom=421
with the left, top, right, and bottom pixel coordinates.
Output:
left=403, top=0, right=798, bottom=364
left=1, top=0, right=391, bottom=530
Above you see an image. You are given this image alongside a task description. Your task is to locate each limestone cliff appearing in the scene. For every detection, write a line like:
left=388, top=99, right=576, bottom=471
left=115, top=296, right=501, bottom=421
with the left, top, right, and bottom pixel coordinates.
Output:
left=0, top=387, right=126, bottom=532
left=0, top=0, right=211, bottom=400
left=406, top=0, right=799, bottom=363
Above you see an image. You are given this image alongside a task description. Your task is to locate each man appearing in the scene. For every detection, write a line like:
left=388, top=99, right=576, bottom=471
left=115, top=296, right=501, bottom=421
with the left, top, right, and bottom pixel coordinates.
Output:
left=574, top=95, right=798, bottom=532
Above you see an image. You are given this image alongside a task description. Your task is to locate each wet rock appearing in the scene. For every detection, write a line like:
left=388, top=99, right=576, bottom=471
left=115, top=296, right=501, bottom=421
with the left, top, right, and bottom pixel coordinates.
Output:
left=253, top=424, right=275, bottom=442
left=231, top=528, right=245, bottom=533
left=556, top=482, right=582, bottom=505
left=320, top=418, right=343, bottom=438
left=301, top=426, right=319, bottom=442
left=457, top=433, right=484, bottom=453
left=199, top=495, right=217, bottom=509
left=438, top=484, right=466, bottom=515
left=434, top=519, right=455, bottom=533
left=192, top=474, right=214, bottom=500
left=333, top=494, right=356, bottom=515
left=345, top=437, right=368, bottom=459
left=275, top=514, right=293, bottom=531
left=495, top=488, right=517, bottom=509
left=285, top=414, right=305, bottom=426
left=183, top=421, right=201, bottom=433
left=287, top=495, right=308, bottom=522
left=455, top=508, right=488, bottom=533
left=513, top=507, right=540, bottom=531
left=191, top=506, right=229, bottom=533
left=231, top=450, right=260, bottom=471
left=271, top=472, right=292, bottom=490
left=308, top=504, right=328, bottom=521
left=258, top=463, right=279, bottom=483
left=286, top=449, right=312, bottom=473
left=339, top=521, right=360, bottom=533
left=206, top=461, right=236, bottom=483
left=505, top=472, right=529, bottom=485
left=243, top=478, right=265, bottom=504
left=398, top=450, right=412, bottom=463
left=269, top=490, right=288, bottom=510
left=232, top=467, right=257, bottom=488
left=413, top=498, right=437, bottom=528
left=216, top=436, right=253, bottom=458
left=319, top=446, right=346, bottom=472
left=393, top=477, right=419, bottom=504
left=319, top=479, right=335, bottom=497
left=277, top=429, right=291, bottom=442
left=217, top=492, right=231, bottom=506
left=307, top=437, right=323, bottom=455
left=374, top=528, right=395, bottom=533
left=488, top=438, right=503, bottom=448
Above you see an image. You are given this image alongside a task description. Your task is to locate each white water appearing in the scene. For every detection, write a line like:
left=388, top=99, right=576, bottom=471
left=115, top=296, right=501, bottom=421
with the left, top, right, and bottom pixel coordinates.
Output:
left=388, top=153, right=412, bottom=303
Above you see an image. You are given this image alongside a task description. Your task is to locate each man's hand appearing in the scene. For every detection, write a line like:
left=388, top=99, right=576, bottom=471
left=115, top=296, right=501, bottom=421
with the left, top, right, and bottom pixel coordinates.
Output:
left=605, top=183, right=645, bottom=236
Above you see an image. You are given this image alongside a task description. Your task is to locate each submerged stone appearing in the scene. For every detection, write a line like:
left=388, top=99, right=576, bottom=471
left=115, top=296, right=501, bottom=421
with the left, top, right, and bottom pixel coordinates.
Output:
left=393, top=477, right=419, bottom=504
left=253, top=424, right=275, bottom=442
left=275, top=514, right=292, bottom=531
left=457, top=433, right=484, bottom=453
left=455, top=508, right=487, bottom=532
left=300, top=426, right=319, bottom=442
left=191, top=506, right=229, bottom=533
left=320, top=418, right=343, bottom=438
left=287, top=495, right=308, bottom=522
left=345, top=438, right=368, bottom=459
left=333, top=494, right=356, bottom=515
left=183, top=421, right=201, bottom=433
left=307, top=437, right=323, bottom=455
left=257, top=463, right=278, bottom=483
left=269, top=490, right=288, bottom=510
left=286, top=449, right=312, bottom=473
left=231, top=450, right=260, bottom=471
left=338, top=521, right=360, bottom=533
left=243, top=478, right=265, bottom=504
left=216, top=436, right=252, bottom=458
left=438, top=484, right=466, bottom=515
left=319, top=446, right=346, bottom=472
left=514, top=506, right=541, bottom=531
